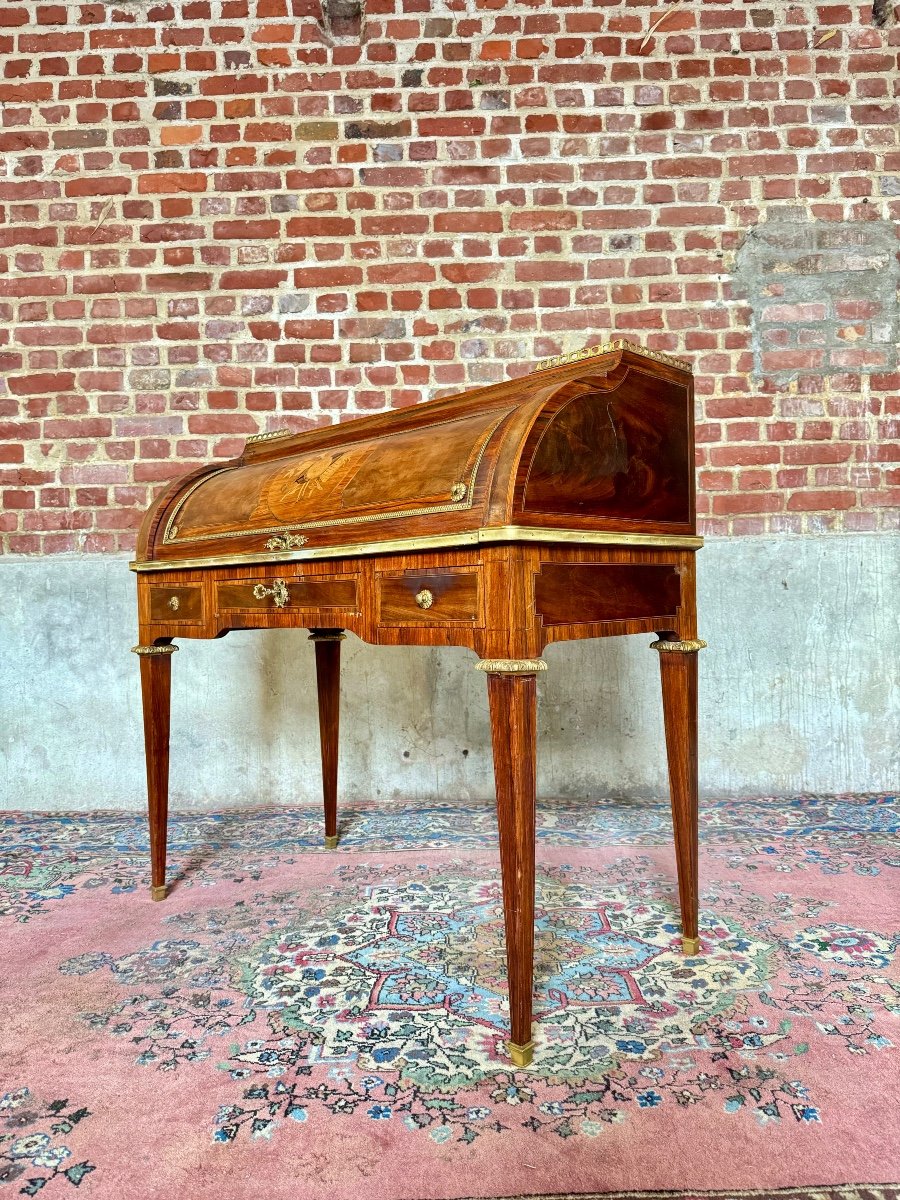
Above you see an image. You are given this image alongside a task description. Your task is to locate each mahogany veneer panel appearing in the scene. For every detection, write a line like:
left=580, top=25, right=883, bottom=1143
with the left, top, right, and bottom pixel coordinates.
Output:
left=522, top=370, right=691, bottom=525
left=534, top=563, right=681, bottom=627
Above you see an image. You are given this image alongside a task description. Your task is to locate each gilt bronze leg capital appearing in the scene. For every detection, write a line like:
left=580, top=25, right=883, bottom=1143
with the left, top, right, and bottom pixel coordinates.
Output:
left=650, top=637, right=707, bottom=653
left=132, top=644, right=178, bottom=656
left=475, top=658, right=547, bottom=675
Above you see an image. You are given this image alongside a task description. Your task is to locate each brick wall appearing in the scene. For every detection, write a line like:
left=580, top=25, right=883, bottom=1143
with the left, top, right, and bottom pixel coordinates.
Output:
left=1, top=0, right=898, bottom=555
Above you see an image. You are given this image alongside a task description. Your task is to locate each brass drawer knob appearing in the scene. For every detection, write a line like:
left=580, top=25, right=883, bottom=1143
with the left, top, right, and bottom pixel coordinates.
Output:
left=253, top=579, right=290, bottom=608
left=168, top=595, right=180, bottom=612
left=415, top=588, right=434, bottom=610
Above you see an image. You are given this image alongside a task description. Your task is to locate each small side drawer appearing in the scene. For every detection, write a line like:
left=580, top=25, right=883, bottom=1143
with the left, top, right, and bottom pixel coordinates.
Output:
left=148, top=584, right=203, bottom=624
left=216, top=575, right=357, bottom=613
left=377, top=569, right=480, bottom=626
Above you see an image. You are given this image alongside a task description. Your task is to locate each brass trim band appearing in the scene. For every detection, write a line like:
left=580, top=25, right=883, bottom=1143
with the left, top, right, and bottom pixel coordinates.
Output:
left=650, top=638, right=707, bottom=653
left=130, top=527, right=703, bottom=573
left=484, top=526, right=701, bottom=549
left=475, top=658, right=547, bottom=675
left=132, top=644, right=178, bottom=656
left=308, top=631, right=347, bottom=642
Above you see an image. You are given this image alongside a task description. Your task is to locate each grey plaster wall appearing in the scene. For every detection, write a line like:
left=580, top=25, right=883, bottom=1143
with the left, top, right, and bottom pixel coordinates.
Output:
left=0, top=533, right=897, bottom=811
left=732, top=207, right=899, bottom=383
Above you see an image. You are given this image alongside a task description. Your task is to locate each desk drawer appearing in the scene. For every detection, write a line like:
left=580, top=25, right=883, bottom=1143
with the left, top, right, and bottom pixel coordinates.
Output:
left=148, top=583, right=203, bottom=624
left=217, top=575, right=357, bottom=613
left=377, top=569, right=480, bottom=626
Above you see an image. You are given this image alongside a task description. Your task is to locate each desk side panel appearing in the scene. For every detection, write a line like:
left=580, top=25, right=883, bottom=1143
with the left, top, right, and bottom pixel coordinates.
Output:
left=510, top=355, right=696, bottom=537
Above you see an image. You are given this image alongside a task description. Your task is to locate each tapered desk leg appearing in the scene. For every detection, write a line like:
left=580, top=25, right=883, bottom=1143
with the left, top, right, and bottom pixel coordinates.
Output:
left=133, top=643, right=177, bottom=901
left=477, top=657, right=546, bottom=1068
left=652, top=636, right=706, bottom=955
left=310, top=630, right=345, bottom=849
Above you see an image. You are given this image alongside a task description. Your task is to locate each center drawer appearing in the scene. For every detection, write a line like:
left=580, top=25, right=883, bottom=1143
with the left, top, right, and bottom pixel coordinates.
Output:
left=376, top=569, right=480, bottom=626
left=216, top=574, right=358, bottom=613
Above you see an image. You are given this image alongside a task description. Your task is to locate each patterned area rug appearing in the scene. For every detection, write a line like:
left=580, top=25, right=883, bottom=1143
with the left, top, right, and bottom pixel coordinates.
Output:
left=1, top=795, right=898, bottom=1200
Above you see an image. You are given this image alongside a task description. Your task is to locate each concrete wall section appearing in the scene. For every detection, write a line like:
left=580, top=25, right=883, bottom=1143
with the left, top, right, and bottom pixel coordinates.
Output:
left=1, top=533, right=897, bottom=812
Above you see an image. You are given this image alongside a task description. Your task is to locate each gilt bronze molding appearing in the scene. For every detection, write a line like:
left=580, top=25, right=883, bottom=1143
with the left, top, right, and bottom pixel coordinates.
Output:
left=536, top=338, right=690, bottom=373
left=650, top=638, right=708, bottom=653
left=475, top=658, right=548, bottom=675
left=265, top=533, right=308, bottom=551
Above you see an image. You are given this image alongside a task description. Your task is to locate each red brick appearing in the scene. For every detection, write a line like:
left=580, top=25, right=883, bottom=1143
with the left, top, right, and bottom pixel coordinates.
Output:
left=709, top=446, right=781, bottom=467
left=87, top=324, right=152, bottom=344
left=0, top=6, right=895, bottom=552
left=8, top=371, right=75, bottom=395
left=728, top=154, right=797, bottom=175
left=145, top=272, right=213, bottom=291
left=219, top=269, right=288, bottom=289
left=64, top=177, right=131, bottom=197
left=760, top=303, right=827, bottom=323
left=712, top=493, right=783, bottom=515
left=761, top=350, right=826, bottom=373
left=285, top=217, right=355, bottom=237
left=42, top=418, right=112, bottom=438
left=652, top=157, right=722, bottom=178
left=187, top=414, right=258, bottom=434
left=783, top=444, right=852, bottom=465
left=434, top=212, right=504, bottom=234
left=659, top=206, right=726, bottom=227
left=138, top=172, right=207, bottom=194
left=787, top=490, right=856, bottom=511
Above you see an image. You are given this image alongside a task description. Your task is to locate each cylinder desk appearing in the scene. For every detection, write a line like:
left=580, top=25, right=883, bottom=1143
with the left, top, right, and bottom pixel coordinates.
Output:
left=132, top=338, right=705, bottom=1067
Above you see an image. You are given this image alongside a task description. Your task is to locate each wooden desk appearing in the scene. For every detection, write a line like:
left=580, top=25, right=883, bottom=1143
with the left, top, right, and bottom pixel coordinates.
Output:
left=132, top=339, right=705, bottom=1067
